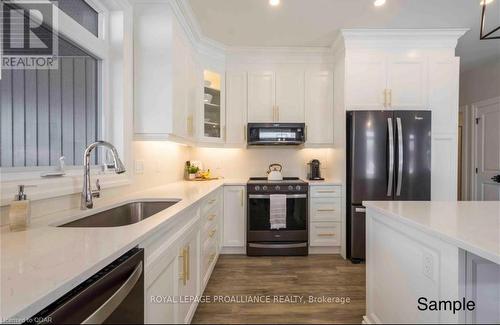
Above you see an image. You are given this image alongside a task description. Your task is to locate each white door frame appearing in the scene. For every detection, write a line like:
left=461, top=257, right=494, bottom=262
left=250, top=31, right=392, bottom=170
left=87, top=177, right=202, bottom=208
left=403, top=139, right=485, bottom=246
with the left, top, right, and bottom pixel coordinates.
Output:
left=472, top=96, right=500, bottom=200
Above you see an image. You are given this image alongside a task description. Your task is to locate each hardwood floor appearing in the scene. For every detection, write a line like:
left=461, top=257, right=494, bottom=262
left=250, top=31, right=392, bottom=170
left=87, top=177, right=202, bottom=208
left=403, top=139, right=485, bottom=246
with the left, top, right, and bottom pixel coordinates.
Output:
left=192, top=255, right=365, bottom=324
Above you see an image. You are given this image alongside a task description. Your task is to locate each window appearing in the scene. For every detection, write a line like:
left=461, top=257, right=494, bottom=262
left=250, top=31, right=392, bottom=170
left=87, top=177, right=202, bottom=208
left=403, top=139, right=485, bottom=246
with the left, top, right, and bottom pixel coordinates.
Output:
left=51, top=0, right=99, bottom=37
left=0, top=34, right=100, bottom=167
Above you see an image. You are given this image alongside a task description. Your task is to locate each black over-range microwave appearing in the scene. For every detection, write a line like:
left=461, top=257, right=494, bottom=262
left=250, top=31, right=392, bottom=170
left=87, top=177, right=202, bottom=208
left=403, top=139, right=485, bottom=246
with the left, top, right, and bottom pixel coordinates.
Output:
left=247, top=123, right=306, bottom=146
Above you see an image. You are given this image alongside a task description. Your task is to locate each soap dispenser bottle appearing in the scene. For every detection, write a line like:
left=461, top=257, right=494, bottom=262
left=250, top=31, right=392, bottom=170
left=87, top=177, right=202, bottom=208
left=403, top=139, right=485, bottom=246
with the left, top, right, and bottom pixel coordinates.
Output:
left=9, top=185, right=33, bottom=231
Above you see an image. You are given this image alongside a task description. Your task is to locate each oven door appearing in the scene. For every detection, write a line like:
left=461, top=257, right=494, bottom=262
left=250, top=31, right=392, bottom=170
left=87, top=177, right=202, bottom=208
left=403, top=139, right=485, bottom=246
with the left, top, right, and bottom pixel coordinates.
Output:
left=247, top=194, right=308, bottom=242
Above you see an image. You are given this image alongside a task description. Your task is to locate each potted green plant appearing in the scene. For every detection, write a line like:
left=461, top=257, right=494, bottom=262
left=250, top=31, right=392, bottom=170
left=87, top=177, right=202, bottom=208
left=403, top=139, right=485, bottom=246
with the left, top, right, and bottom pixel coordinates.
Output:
left=187, top=165, right=199, bottom=180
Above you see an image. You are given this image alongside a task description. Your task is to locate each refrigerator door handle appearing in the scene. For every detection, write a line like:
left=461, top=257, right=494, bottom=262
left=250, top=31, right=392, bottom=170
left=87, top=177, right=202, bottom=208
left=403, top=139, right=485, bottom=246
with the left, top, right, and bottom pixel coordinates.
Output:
left=387, top=118, right=394, bottom=196
left=396, top=117, right=403, bottom=196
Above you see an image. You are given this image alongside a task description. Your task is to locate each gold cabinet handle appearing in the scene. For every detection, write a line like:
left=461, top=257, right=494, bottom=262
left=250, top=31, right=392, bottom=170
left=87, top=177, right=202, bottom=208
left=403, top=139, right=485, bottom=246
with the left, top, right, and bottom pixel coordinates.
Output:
left=388, top=89, right=392, bottom=107
left=383, top=89, right=388, bottom=108
left=317, top=190, right=336, bottom=193
left=208, top=252, right=216, bottom=264
left=179, top=248, right=187, bottom=285
left=209, top=229, right=217, bottom=238
left=318, top=233, right=336, bottom=237
left=207, top=214, right=216, bottom=221
left=240, top=189, right=244, bottom=207
left=209, top=198, right=216, bottom=204
left=244, top=125, right=247, bottom=141
left=317, top=209, right=336, bottom=212
left=186, top=245, right=190, bottom=281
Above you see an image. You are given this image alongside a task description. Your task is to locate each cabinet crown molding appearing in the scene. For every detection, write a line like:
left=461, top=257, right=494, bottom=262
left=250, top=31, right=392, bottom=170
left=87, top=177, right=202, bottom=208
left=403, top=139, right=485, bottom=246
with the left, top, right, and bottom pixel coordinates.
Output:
left=336, top=28, right=468, bottom=51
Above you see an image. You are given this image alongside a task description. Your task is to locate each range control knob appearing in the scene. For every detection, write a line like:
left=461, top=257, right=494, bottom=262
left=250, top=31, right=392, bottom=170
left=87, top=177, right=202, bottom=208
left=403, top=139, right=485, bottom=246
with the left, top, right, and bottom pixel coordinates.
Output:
left=262, top=185, right=268, bottom=191
left=295, top=185, right=301, bottom=191
left=255, top=185, right=260, bottom=191
left=275, top=185, right=281, bottom=191
left=288, top=185, right=294, bottom=191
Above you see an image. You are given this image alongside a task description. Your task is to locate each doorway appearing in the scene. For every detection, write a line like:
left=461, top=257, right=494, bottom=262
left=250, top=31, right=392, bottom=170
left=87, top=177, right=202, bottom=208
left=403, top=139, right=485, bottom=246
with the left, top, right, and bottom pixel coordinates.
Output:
left=473, top=97, right=500, bottom=200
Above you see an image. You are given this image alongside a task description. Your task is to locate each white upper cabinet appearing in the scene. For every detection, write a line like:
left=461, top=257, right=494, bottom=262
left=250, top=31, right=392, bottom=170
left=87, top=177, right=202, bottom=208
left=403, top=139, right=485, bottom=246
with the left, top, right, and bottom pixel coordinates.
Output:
left=133, top=3, right=198, bottom=141
left=305, top=70, right=334, bottom=144
left=387, top=54, right=428, bottom=109
left=225, top=72, right=247, bottom=145
left=200, top=69, right=225, bottom=143
left=247, top=71, right=275, bottom=123
left=345, top=51, right=428, bottom=110
left=345, top=53, right=387, bottom=109
left=247, top=70, right=305, bottom=123
left=275, top=71, right=305, bottom=122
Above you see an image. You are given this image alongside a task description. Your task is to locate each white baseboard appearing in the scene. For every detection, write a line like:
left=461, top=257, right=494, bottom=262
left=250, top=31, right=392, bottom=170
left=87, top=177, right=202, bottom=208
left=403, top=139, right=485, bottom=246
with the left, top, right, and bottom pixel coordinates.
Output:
left=308, top=246, right=341, bottom=255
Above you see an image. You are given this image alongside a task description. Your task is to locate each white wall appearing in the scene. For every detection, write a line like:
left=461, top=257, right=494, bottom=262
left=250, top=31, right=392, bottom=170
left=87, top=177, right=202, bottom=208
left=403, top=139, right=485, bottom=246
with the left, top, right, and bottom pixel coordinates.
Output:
left=0, top=141, right=190, bottom=225
left=190, top=147, right=341, bottom=181
left=459, top=56, right=500, bottom=200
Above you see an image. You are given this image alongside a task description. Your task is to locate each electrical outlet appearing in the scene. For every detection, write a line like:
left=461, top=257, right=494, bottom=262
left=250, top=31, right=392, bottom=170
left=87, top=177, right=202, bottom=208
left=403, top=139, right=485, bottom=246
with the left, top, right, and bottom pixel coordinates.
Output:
left=135, top=160, right=144, bottom=174
left=422, top=251, right=434, bottom=280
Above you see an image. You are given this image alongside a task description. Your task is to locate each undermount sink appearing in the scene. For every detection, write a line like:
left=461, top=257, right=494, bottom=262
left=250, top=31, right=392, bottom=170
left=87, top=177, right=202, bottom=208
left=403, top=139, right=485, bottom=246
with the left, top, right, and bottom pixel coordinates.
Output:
left=58, top=200, right=180, bottom=228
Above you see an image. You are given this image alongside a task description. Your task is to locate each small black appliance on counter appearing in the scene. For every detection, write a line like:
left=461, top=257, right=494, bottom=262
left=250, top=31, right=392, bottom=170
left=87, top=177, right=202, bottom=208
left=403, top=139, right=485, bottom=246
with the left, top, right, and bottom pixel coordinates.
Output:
left=308, top=159, right=324, bottom=180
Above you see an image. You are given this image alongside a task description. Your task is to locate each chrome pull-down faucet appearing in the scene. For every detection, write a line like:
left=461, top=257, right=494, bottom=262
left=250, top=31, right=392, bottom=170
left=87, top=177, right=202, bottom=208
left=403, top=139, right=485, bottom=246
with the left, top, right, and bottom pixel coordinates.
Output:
left=81, top=141, right=126, bottom=210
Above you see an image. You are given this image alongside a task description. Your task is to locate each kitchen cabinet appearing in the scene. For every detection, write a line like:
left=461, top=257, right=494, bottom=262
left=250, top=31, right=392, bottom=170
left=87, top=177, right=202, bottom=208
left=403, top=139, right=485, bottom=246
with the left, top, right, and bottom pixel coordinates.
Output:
left=133, top=3, right=198, bottom=141
left=200, top=69, right=225, bottom=142
left=143, top=188, right=223, bottom=324
left=309, top=185, right=342, bottom=248
left=247, top=71, right=305, bottom=123
left=275, top=71, right=305, bottom=122
left=145, top=248, right=177, bottom=324
left=305, top=70, right=334, bottom=144
left=223, top=186, right=246, bottom=249
left=248, top=71, right=275, bottom=122
left=177, top=227, right=200, bottom=324
left=225, top=72, right=247, bottom=145
left=345, top=52, right=428, bottom=110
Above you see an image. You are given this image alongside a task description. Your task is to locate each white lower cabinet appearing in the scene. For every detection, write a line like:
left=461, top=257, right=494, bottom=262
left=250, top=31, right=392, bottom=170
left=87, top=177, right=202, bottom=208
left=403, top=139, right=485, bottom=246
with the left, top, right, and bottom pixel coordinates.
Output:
left=309, top=185, right=342, bottom=248
left=223, top=186, right=246, bottom=249
left=143, top=188, right=222, bottom=324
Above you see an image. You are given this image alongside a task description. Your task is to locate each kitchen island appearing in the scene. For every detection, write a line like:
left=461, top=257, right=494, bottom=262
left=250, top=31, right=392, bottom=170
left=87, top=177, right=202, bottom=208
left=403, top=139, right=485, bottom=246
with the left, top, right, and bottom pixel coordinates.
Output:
left=363, top=201, right=500, bottom=324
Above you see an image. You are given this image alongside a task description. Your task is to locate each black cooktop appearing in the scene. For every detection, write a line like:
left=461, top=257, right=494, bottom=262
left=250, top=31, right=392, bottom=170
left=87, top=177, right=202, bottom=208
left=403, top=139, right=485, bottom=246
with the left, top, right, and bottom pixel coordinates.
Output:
left=247, top=177, right=307, bottom=184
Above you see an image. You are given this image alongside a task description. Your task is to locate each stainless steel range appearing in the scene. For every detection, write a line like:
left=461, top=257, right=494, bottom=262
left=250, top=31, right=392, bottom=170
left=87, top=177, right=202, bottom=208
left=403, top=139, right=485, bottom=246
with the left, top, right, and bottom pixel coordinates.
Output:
left=247, top=177, right=308, bottom=256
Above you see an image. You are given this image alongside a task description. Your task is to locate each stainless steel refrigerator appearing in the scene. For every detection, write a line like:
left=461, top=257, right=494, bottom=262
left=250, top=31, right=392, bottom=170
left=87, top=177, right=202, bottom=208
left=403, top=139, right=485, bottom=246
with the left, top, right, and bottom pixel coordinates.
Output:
left=346, top=110, right=431, bottom=262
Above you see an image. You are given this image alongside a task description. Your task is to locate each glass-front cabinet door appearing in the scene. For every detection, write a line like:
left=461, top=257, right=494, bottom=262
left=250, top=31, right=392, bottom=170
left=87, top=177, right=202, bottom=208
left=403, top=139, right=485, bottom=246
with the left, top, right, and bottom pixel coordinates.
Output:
left=202, top=70, right=225, bottom=142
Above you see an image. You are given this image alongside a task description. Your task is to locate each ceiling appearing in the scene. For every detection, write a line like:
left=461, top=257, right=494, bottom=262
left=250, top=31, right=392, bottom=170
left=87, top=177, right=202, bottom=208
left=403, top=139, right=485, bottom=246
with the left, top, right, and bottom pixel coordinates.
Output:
left=188, top=0, right=500, bottom=71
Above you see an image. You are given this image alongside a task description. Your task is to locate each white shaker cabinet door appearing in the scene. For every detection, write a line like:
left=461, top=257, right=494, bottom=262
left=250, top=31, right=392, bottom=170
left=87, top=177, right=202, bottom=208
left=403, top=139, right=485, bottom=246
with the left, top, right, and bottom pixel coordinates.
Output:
left=387, top=54, right=428, bottom=109
left=223, top=186, right=246, bottom=247
left=305, top=70, right=334, bottom=144
left=226, top=72, right=248, bottom=145
left=275, top=70, right=305, bottom=122
left=145, top=251, right=177, bottom=324
left=345, top=54, right=387, bottom=110
left=248, top=71, right=275, bottom=122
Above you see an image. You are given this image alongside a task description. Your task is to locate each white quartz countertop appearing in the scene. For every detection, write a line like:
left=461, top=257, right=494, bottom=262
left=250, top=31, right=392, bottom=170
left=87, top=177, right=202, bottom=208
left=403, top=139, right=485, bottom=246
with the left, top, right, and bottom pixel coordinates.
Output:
left=0, top=178, right=246, bottom=322
left=363, top=201, right=500, bottom=264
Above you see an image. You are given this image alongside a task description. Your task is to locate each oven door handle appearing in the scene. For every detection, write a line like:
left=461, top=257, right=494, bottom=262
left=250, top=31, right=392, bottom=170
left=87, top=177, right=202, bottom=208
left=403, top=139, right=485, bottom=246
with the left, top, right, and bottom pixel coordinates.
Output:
left=248, top=243, right=307, bottom=249
left=248, top=194, right=307, bottom=199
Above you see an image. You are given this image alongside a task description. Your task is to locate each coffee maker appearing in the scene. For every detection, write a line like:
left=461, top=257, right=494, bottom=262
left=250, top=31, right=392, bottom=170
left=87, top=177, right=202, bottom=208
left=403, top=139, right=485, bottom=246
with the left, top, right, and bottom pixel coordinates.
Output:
left=307, top=159, right=324, bottom=180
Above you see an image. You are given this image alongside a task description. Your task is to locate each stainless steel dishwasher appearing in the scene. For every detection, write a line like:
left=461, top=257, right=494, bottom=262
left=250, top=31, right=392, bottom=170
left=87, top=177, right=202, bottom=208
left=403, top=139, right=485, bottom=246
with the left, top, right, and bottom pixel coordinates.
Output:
left=28, top=247, right=144, bottom=324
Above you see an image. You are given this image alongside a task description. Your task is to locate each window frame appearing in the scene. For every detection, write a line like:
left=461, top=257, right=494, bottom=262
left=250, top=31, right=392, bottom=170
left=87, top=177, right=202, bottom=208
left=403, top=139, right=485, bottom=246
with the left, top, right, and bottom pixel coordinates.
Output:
left=0, top=0, right=133, bottom=204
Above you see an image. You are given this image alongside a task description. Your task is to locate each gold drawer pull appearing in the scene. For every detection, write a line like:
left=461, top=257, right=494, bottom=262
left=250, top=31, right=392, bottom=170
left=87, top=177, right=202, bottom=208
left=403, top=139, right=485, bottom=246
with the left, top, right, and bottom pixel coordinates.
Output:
left=207, top=214, right=216, bottom=221
left=208, top=198, right=216, bottom=204
left=208, top=253, right=216, bottom=264
left=318, top=233, right=336, bottom=237
left=179, top=248, right=187, bottom=285
left=209, top=229, right=217, bottom=238
left=317, top=209, right=336, bottom=212
left=317, top=190, right=336, bottom=193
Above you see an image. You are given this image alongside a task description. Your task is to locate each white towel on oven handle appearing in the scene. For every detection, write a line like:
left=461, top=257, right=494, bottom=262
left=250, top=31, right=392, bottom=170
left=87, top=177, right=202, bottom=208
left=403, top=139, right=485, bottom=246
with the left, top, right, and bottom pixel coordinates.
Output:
left=269, top=194, right=287, bottom=230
